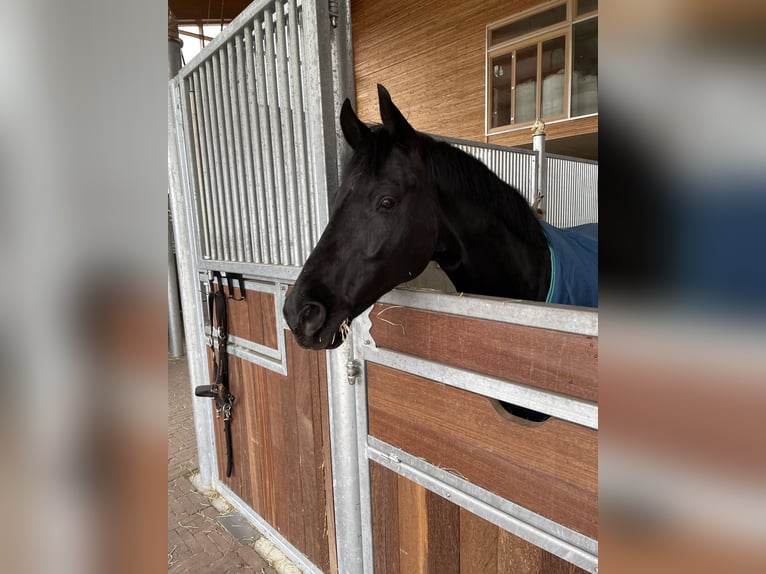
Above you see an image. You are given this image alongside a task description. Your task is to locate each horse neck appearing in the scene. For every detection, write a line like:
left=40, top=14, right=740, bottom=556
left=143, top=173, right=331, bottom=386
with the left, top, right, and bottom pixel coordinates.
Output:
left=426, top=144, right=551, bottom=301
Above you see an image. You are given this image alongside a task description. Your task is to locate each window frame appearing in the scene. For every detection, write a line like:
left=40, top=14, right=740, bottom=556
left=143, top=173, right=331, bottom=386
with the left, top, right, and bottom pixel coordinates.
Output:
left=486, top=1, right=597, bottom=136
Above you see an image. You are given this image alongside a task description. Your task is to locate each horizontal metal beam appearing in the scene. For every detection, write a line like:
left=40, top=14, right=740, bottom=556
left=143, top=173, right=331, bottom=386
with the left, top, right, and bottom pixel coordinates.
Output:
left=359, top=345, right=598, bottom=429
left=378, top=288, right=598, bottom=336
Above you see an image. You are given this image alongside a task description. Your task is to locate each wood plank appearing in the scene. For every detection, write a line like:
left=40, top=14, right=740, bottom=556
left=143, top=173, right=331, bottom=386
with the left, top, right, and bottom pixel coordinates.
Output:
left=397, top=472, right=428, bottom=573
left=370, top=461, right=400, bottom=574
left=367, top=363, right=598, bottom=538
left=498, top=527, right=542, bottom=573
left=315, top=349, right=337, bottom=574
left=258, top=290, right=278, bottom=349
left=370, top=464, right=590, bottom=573
left=459, top=508, right=498, bottom=574
left=370, top=304, right=598, bottom=402
left=280, top=348, right=305, bottom=553
left=426, top=489, right=461, bottom=574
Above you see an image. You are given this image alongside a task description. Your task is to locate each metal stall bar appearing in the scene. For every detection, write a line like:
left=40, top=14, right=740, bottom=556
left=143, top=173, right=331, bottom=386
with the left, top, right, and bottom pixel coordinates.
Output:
left=169, top=79, right=217, bottom=488
left=205, top=58, right=232, bottom=261
left=227, top=37, right=254, bottom=262
left=263, top=6, right=291, bottom=265
left=287, top=0, right=313, bottom=261
left=235, top=30, right=263, bottom=262
left=190, top=70, right=215, bottom=260
left=218, top=47, right=245, bottom=261
left=243, top=23, right=271, bottom=263
left=197, top=64, right=224, bottom=260
left=275, top=3, right=302, bottom=266
left=253, top=16, right=280, bottom=264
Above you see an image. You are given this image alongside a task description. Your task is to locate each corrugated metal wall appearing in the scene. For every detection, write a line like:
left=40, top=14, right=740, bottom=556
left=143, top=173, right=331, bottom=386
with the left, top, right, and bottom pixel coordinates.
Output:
left=546, top=154, right=598, bottom=228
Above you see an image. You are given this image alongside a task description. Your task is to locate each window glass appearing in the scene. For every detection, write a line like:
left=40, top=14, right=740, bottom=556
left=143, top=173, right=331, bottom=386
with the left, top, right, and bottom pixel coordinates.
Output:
left=576, top=0, right=598, bottom=16
left=490, top=52, right=514, bottom=128
left=490, top=4, right=567, bottom=46
left=541, top=36, right=566, bottom=117
left=514, top=46, right=537, bottom=124
left=572, top=18, right=598, bottom=116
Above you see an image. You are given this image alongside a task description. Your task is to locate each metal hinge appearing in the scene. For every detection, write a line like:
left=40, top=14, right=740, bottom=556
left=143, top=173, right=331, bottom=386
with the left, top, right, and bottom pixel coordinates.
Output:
left=346, top=359, right=361, bottom=385
left=329, top=0, right=339, bottom=28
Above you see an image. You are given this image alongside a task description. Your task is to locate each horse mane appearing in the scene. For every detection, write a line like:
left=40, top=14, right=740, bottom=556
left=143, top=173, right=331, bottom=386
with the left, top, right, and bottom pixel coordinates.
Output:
left=422, top=136, right=546, bottom=247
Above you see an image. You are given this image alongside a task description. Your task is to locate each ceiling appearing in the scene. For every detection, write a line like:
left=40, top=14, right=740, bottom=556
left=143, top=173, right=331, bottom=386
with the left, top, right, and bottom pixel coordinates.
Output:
left=169, top=0, right=251, bottom=22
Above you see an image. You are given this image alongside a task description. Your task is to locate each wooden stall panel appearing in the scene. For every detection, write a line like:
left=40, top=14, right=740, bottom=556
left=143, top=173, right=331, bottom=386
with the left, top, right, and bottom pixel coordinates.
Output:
left=367, top=363, right=598, bottom=538
left=370, top=462, right=589, bottom=573
left=213, top=284, right=278, bottom=349
left=369, top=304, right=598, bottom=402
left=206, top=330, right=335, bottom=572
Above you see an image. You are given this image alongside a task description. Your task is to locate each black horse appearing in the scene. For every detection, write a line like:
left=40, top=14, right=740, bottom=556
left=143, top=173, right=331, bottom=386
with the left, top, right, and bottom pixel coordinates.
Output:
left=284, top=85, right=597, bottom=350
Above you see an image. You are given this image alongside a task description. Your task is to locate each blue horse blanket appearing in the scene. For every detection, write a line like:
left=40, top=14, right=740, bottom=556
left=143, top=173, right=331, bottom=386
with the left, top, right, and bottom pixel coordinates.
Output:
left=539, top=221, right=598, bottom=308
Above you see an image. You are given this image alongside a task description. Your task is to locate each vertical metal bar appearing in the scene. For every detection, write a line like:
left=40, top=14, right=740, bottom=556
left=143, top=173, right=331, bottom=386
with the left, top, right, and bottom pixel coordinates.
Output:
left=301, top=0, right=339, bottom=236
left=275, top=1, right=301, bottom=266
left=168, top=79, right=216, bottom=488
left=237, top=30, right=263, bottom=263
left=198, top=64, right=223, bottom=260
left=227, top=37, right=254, bottom=262
left=219, top=45, right=245, bottom=262
left=263, top=6, right=291, bottom=265
left=244, top=23, right=272, bottom=263
left=325, top=339, right=364, bottom=574
left=205, top=58, right=231, bottom=261
left=287, top=0, right=312, bottom=262
left=190, top=71, right=214, bottom=259
left=253, top=17, right=280, bottom=263
left=212, top=52, right=237, bottom=260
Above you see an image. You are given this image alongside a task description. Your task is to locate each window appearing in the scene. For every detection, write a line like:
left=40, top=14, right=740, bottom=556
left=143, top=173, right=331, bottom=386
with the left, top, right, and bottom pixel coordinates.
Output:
left=487, top=1, right=597, bottom=132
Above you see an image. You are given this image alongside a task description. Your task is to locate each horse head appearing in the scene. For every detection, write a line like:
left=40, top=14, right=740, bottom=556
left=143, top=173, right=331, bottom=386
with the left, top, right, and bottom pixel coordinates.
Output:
left=284, top=85, right=438, bottom=349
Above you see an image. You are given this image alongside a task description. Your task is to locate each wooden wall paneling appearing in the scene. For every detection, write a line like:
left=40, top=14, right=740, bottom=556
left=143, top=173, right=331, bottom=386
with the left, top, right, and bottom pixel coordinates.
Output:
left=370, top=461, right=400, bottom=574
left=226, top=290, right=251, bottom=340
left=425, top=489, right=461, bottom=573
left=367, top=363, right=598, bottom=538
left=459, top=508, right=498, bottom=574
left=280, top=349, right=306, bottom=552
left=316, top=350, right=338, bottom=574
left=262, top=365, right=292, bottom=542
left=295, top=347, right=322, bottom=566
left=370, top=464, right=590, bottom=573
left=370, top=304, right=598, bottom=402
left=397, top=473, right=428, bottom=572
left=243, top=289, right=278, bottom=349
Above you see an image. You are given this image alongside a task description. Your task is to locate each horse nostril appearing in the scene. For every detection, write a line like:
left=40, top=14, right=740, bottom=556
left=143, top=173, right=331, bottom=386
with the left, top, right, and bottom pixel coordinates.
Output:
left=298, top=301, right=326, bottom=337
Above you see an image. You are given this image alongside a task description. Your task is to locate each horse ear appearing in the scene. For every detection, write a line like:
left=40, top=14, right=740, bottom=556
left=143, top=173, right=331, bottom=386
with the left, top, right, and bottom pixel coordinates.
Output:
left=340, top=98, right=370, bottom=149
left=377, top=84, right=416, bottom=144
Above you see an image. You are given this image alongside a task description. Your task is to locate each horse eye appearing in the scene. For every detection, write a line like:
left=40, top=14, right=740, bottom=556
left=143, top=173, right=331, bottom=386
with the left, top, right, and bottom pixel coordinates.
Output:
left=378, top=197, right=396, bottom=211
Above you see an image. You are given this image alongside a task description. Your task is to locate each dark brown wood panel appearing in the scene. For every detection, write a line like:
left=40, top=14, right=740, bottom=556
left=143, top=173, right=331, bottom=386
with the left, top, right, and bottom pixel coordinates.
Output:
left=370, top=463, right=589, bottom=573
left=370, top=304, right=598, bottom=402
left=207, top=338, right=333, bottom=572
left=211, top=284, right=278, bottom=349
left=370, top=461, right=400, bottom=574
left=367, top=363, right=598, bottom=538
